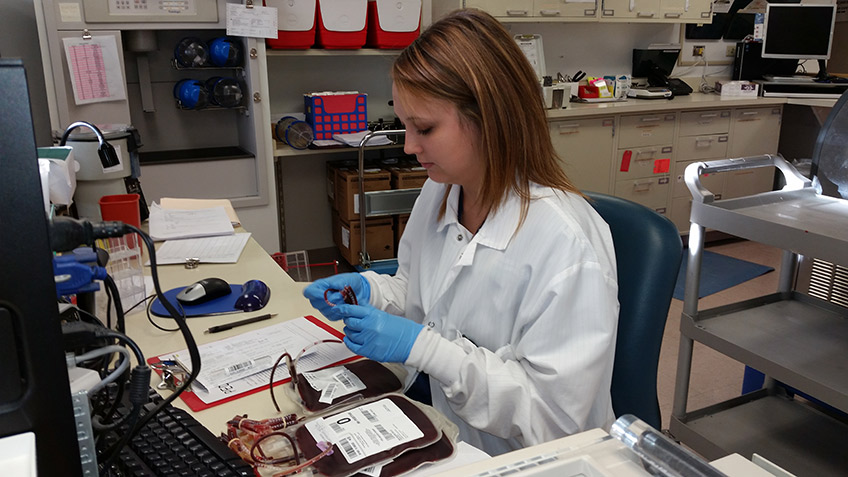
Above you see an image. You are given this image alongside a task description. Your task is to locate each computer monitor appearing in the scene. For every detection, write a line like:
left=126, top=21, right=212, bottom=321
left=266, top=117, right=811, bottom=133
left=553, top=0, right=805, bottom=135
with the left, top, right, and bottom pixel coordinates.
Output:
left=632, top=48, right=680, bottom=85
left=0, top=59, right=83, bottom=476
left=762, top=3, right=836, bottom=60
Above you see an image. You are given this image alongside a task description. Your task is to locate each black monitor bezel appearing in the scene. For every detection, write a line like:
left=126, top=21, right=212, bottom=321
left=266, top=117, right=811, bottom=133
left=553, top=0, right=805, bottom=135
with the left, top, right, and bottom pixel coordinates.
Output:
left=762, top=3, right=837, bottom=60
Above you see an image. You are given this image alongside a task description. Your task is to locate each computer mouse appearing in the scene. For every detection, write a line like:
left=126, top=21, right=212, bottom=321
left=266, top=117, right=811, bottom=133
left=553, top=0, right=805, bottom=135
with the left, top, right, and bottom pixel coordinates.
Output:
left=176, top=277, right=231, bottom=305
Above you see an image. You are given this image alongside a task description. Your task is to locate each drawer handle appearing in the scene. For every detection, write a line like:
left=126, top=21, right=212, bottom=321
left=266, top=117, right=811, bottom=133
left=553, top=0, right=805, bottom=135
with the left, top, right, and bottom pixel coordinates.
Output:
left=741, top=111, right=759, bottom=116
left=695, top=138, right=714, bottom=147
left=507, top=9, right=529, bottom=16
left=699, top=113, right=718, bottom=119
left=664, top=12, right=681, bottom=17
left=635, top=149, right=658, bottom=158
left=539, top=9, right=561, bottom=16
left=558, top=123, right=580, bottom=130
left=633, top=181, right=653, bottom=191
left=637, top=11, right=656, bottom=17
left=640, top=116, right=661, bottom=122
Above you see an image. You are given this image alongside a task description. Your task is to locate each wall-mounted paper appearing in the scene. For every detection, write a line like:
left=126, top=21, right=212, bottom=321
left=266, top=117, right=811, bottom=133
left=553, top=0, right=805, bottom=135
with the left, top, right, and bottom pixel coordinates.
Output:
left=62, top=35, right=127, bottom=105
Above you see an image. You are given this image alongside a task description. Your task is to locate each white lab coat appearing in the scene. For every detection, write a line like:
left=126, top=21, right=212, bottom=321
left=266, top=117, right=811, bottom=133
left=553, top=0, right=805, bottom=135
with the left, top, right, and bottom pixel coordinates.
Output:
left=362, top=180, right=619, bottom=457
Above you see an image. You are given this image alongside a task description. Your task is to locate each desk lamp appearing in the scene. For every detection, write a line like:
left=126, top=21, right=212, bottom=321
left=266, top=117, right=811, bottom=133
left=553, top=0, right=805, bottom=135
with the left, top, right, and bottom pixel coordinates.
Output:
left=59, top=121, right=120, bottom=169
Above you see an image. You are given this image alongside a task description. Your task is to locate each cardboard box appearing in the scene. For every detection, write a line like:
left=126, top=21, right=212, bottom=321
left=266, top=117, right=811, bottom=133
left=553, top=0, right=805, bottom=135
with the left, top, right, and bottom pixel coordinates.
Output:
left=333, top=211, right=395, bottom=265
left=335, top=167, right=391, bottom=221
left=389, top=166, right=428, bottom=189
left=394, top=213, right=410, bottom=251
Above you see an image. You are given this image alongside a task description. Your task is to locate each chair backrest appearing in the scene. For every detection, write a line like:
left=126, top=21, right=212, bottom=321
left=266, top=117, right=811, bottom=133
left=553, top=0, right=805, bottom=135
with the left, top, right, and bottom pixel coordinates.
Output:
left=585, top=192, right=683, bottom=430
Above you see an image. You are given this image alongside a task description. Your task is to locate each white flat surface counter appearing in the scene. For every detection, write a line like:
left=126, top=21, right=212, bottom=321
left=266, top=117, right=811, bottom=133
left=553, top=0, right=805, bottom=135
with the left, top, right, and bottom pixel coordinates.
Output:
left=547, top=93, right=815, bottom=119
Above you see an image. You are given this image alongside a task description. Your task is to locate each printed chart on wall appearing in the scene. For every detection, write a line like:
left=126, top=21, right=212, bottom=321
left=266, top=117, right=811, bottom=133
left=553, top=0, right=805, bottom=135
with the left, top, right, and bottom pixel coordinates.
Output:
left=62, top=35, right=126, bottom=105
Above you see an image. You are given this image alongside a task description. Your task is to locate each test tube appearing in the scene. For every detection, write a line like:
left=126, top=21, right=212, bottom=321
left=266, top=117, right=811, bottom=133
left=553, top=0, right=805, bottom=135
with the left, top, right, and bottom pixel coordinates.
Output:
left=610, top=414, right=728, bottom=477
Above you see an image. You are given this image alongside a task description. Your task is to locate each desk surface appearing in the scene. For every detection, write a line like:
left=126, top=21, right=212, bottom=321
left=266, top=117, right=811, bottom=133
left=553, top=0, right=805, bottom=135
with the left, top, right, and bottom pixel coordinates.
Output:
left=129, top=232, right=326, bottom=434
left=548, top=92, right=835, bottom=119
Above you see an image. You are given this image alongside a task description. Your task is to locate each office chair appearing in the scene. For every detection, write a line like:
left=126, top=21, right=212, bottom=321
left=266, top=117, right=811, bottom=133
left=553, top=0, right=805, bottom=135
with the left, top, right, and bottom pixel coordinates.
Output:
left=584, top=191, right=683, bottom=430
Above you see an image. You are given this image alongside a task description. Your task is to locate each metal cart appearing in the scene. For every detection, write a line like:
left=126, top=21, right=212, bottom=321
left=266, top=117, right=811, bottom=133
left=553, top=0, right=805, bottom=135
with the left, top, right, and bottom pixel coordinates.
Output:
left=669, top=154, right=848, bottom=476
left=355, top=129, right=419, bottom=273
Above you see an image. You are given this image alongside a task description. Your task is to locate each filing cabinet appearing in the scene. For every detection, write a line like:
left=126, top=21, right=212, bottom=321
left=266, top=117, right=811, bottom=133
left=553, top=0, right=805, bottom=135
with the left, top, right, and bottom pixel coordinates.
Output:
left=724, top=106, right=782, bottom=199
left=549, top=117, right=615, bottom=193
left=614, top=112, right=676, bottom=215
left=670, top=109, right=731, bottom=231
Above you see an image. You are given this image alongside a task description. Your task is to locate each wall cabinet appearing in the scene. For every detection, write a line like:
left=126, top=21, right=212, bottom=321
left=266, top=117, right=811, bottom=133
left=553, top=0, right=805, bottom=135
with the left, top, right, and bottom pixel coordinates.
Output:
left=434, top=0, right=710, bottom=21
left=600, top=0, right=711, bottom=21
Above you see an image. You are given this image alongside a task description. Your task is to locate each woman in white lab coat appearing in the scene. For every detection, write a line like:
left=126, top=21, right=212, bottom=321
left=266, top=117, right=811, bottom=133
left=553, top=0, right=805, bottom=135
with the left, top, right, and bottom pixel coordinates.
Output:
left=303, top=8, right=619, bottom=457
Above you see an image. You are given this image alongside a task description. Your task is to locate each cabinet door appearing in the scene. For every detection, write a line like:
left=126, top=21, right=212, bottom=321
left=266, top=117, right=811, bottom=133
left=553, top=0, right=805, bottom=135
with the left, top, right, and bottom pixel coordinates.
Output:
left=465, top=0, right=533, bottom=17
left=618, top=112, right=677, bottom=148
left=601, top=0, right=661, bottom=19
left=725, top=106, right=782, bottom=199
left=660, top=0, right=712, bottom=21
left=550, top=117, right=615, bottom=194
left=536, top=0, right=598, bottom=18
left=615, top=145, right=673, bottom=181
left=614, top=176, right=670, bottom=215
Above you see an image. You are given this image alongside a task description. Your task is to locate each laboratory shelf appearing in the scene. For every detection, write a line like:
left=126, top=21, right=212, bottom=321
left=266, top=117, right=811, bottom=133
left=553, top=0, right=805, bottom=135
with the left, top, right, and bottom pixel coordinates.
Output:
left=670, top=391, right=848, bottom=476
left=266, top=49, right=401, bottom=57
left=689, top=188, right=848, bottom=266
left=273, top=141, right=403, bottom=157
left=681, top=291, right=848, bottom=412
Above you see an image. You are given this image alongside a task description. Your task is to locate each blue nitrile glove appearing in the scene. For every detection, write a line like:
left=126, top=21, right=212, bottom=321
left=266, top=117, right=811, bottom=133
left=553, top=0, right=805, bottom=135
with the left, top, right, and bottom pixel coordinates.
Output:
left=336, top=304, right=424, bottom=363
left=302, top=273, right=370, bottom=321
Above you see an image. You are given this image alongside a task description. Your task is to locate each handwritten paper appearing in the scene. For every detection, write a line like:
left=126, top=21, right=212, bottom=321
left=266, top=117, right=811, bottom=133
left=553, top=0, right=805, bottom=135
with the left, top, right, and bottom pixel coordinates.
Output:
left=160, top=197, right=241, bottom=226
left=152, top=233, right=251, bottom=265
left=62, top=36, right=126, bottom=105
left=148, top=204, right=234, bottom=241
left=226, top=3, right=278, bottom=38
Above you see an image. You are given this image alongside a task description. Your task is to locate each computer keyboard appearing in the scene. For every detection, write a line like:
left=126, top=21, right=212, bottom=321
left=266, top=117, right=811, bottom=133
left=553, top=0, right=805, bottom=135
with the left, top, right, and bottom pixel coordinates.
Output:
left=102, top=388, right=254, bottom=477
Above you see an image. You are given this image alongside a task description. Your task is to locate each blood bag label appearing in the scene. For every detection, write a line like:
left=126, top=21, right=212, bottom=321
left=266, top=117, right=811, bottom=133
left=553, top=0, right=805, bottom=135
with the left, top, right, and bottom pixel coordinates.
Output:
left=305, top=398, right=424, bottom=464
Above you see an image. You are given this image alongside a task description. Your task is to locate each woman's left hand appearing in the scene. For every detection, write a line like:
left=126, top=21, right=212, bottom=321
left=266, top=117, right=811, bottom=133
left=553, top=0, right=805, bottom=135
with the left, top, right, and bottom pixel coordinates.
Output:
left=335, top=304, right=424, bottom=363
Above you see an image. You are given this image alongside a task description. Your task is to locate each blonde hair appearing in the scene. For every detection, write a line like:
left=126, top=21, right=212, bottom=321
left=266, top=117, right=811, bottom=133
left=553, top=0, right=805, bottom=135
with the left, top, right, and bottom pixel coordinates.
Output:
left=392, top=8, right=581, bottom=221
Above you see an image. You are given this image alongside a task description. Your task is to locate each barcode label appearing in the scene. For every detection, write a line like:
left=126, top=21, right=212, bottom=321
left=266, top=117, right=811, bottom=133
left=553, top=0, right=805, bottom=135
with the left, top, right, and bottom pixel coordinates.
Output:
left=336, top=372, right=355, bottom=388
left=374, top=424, right=394, bottom=441
left=338, top=436, right=363, bottom=460
left=225, top=360, right=254, bottom=375
left=303, top=398, right=424, bottom=465
left=362, top=408, right=378, bottom=423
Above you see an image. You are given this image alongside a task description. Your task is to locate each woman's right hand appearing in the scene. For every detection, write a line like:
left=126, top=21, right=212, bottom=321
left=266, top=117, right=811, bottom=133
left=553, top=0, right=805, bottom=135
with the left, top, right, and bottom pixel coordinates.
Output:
left=302, top=273, right=371, bottom=321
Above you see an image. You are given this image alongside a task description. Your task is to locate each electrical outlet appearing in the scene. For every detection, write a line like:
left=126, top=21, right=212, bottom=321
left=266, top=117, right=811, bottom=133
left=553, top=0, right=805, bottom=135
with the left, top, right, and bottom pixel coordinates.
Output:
left=726, top=45, right=737, bottom=57
left=692, top=45, right=705, bottom=57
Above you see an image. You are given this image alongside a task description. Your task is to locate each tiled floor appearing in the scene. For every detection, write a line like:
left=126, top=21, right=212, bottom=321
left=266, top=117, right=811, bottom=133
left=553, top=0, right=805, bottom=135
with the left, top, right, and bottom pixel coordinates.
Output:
left=304, top=239, right=786, bottom=433
left=657, top=239, right=784, bottom=431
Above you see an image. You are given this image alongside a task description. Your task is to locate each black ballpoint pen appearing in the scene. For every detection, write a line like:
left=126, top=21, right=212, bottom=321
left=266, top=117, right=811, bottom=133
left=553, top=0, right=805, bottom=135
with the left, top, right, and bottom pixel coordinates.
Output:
left=205, top=313, right=277, bottom=334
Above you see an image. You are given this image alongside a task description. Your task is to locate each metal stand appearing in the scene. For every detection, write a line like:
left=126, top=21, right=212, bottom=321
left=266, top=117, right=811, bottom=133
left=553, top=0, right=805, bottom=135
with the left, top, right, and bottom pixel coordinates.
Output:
left=355, top=130, right=419, bottom=272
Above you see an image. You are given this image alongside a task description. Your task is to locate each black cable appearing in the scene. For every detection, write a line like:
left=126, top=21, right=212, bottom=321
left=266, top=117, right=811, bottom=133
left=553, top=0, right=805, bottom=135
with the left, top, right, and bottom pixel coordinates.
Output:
left=145, top=294, right=179, bottom=332
left=103, top=274, right=126, bottom=333
left=100, top=224, right=202, bottom=458
left=126, top=294, right=154, bottom=315
left=97, top=365, right=149, bottom=472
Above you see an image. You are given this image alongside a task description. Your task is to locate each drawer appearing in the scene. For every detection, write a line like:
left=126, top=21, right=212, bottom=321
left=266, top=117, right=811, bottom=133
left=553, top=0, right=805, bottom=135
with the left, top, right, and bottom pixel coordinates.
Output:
left=676, top=134, right=729, bottom=161
left=618, top=112, right=677, bottom=148
left=615, top=145, right=673, bottom=181
left=670, top=196, right=693, bottom=232
left=678, top=109, right=731, bottom=136
left=614, top=175, right=670, bottom=215
left=673, top=159, right=726, bottom=199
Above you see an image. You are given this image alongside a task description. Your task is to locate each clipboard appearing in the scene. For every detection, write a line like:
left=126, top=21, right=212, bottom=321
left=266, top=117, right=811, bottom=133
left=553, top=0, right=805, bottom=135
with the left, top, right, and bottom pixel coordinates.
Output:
left=147, top=315, right=359, bottom=412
